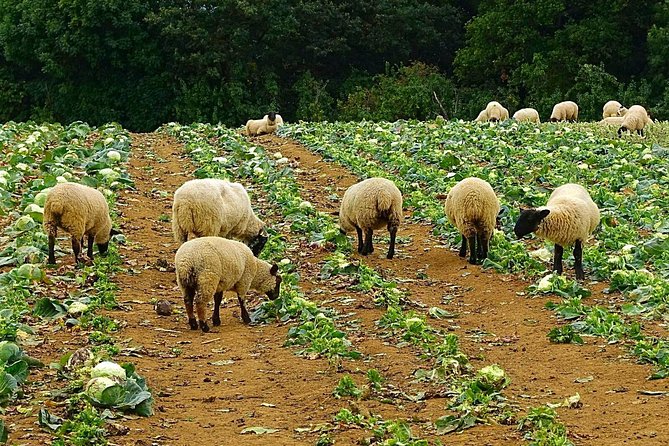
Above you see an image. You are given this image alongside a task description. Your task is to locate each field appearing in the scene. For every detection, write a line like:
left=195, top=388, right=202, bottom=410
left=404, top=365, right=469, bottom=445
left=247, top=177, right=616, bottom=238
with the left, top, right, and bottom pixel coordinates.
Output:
left=1, top=118, right=669, bottom=445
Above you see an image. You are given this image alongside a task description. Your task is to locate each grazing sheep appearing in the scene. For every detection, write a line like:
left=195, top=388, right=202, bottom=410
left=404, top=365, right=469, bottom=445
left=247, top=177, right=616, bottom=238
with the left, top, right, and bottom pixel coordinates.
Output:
left=172, top=179, right=268, bottom=256
left=602, top=101, right=628, bottom=119
left=245, top=112, right=283, bottom=136
left=445, top=177, right=501, bottom=264
left=599, top=116, right=624, bottom=125
left=514, top=183, right=599, bottom=280
left=43, top=183, right=118, bottom=265
left=512, top=108, right=541, bottom=123
left=175, top=237, right=281, bottom=332
left=617, top=105, right=652, bottom=137
left=550, top=101, right=579, bottom=122
left=474, top=102, right=509, bottom=122
left=474, top=109, right=489, bottom=122
left=339, top=177, right=403, bottom=259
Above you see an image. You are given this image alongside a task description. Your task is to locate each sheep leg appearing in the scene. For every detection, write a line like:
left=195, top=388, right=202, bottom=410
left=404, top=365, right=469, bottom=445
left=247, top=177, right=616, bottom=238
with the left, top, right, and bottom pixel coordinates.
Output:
left=237, top=293, right=251, bottom=324
left=467, top=235, right=477, bottom=264
left=196, top=300, right=209, bottom=332
left=363, top=228, right=374, bottom=255
left=183, top=292, right=198, bottom=330
left=87, top=234, right=94, bottom=259
left=574, top=240, right=584, bottom=280
left=355, top=226, right=364, bottom=253
left=387, top=225, right=397, bottom=259
left=476, top=233, right=484, bottom=262
left=71, top=237, right=82, bottom=264
left=553, top=244, right=564, bottom=275
left=48, top=232, right=57, bottom=264
left=212, top=291, right=223, bottom=326
left=459, top=236, right=467, bottom=257
left=480, top=233, right=490, bottom=261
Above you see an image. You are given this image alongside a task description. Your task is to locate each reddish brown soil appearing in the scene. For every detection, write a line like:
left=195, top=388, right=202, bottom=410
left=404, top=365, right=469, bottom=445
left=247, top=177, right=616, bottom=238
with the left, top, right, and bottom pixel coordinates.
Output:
left=6, top=132, right=669, bottom=445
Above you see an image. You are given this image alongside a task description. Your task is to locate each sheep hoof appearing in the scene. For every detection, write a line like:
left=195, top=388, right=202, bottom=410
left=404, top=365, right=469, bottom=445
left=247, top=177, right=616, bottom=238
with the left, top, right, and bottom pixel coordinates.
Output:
left=468, top=259, right=477, bottom=265
left=188, top=318, right=198, bottom=330
left=386, top=253, right=394, bottom=259
left=212, top=317, right=221, bottom=326
left=199, top=321, right=210, bottom=333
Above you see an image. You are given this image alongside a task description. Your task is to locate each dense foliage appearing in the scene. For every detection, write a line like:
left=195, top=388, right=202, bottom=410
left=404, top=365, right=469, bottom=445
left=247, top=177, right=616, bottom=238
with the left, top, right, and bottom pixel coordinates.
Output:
left=0, top=0, right=668, bottom=129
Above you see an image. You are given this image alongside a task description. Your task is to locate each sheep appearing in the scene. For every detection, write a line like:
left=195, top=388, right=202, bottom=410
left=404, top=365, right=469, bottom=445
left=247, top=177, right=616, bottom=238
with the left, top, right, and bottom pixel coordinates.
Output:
left=550, top=101, right=579, bottom=122
left=444, top=177, right=501, bottom=265
left=514, top=183, right=599, bottom=280
left=599, top=116, right=624, bottom=125
left=43, top=182, right=118, bottom=265
left=475, top=101, right=509, bottom=123
left=175, top=237, right=282, bottom=332
left=474, top=109, right=488, bottom=122
left=512, top=108, right=541, bottom=123
left=245, top=111, right=283, bottom=136
left=172, top=179, right=268, bottom=256
left=617, top=105, right=652, bottom=137
left=602, top=100, right=628, bottom=119
left=339, top=177, right=403, bottom=259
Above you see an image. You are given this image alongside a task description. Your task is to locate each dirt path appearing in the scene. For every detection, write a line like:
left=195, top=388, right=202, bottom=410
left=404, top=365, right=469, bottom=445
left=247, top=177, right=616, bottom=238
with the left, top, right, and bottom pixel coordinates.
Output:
left=255, top=134, right=669, bottom=445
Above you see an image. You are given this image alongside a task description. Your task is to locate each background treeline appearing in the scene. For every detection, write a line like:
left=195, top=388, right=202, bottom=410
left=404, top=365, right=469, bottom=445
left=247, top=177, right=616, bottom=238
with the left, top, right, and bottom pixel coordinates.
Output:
left=0, top=0, right=668, bottom=130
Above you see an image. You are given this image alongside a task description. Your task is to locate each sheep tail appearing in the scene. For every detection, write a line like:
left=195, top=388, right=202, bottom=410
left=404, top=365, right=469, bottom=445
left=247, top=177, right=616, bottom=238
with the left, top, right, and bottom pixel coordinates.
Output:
left=43, top=201, right=64, bottom=235
left=180, top=264, right=199, bottom=291
left=376, top=190, right=402, bottom=226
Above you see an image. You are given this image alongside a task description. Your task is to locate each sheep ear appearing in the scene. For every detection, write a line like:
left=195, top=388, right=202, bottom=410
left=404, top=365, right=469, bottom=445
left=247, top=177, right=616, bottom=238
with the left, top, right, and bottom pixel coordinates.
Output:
left=497, top=207, right=506, bottom=216
left=270, top=264, right=279, bottom=275
left=110, top=228, right=121, bottom=236
left=538, top=209, right=550, bottom=219
left=260, top=227, right=268, bottom=237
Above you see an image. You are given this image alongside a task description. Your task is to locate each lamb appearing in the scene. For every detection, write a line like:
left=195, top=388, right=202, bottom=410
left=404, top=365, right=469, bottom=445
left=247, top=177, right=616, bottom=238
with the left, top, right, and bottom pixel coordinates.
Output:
left=549, top=101, right=579, bottom=122
left=43, top=182, right=118, bottom=265
left=175, top=237, right=281, bottom=332
left=599, top=116, right=624, bottom=125
left=172, top=179, right=268, bottom=256
left=602, top=100, right=628, bottom=119
left=339, top=177, right=403, bottom=259
left=512, top=108, right=541, bottom=123
left=245, top=111, right=283, bottom=136
left=475, top=101, right=509, bottom=122
left=514, top=183, right=599, bottom=280
left=444, top=177, right=501, bottom=264
left=617, top=105, right=652, bottom=137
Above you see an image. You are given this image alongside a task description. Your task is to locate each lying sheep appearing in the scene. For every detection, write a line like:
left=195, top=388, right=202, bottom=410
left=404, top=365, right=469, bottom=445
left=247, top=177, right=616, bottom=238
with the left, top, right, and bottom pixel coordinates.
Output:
left=512, top=108, right=541, bottom=123
left=175, top=237, right=281, bottom=332
left=514, top=183, right=599, bottom=280
left=445, top=177, right=501, bottom=264
left=599, top=116, right=624, bottom=125
left=475, top=101, right=509, bottom=122
left=618, top=105, right=652, bottom=137
left=550, top=101, right=579, bottom=122
left=602, top=100, right=628, bottom=119
left=43, top=182, right=118, bottom=264
left=172, top=179, right=268, bottom=256
left=339, top=177, right=403, bottom=259
left=245, top=112, right=283, bottom=136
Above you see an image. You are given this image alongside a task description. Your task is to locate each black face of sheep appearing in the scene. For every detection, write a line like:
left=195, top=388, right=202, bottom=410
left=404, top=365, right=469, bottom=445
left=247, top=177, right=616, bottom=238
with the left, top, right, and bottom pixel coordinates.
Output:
left=248, top=230, right=268, bottom=257
left=514, top=208, right=550, bottom=238
left=267, top=111, right=276, bottom=122
left=266, top=264, right=282, bottom=300
left=97, top=228, right=121, bottom=256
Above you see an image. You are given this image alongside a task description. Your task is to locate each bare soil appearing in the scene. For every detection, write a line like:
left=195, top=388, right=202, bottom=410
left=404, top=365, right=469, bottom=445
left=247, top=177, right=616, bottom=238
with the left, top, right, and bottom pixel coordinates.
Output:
left=7, top=132, right=669, bottom=445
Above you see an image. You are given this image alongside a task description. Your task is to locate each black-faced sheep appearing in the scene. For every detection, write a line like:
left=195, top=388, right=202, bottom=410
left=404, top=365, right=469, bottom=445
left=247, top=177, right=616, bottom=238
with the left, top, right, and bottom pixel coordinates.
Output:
left=514, top=183, right=599, bottom=280
left=245, top=112, right=283, bottom=136
left=172, top=179, right=268, bottom=256
left=617, top=105, right=652, bottom=137
left=444, top=177, right=501, bottom=264
left=339, top=178, right=403, bottom=259
left=43, top=183, right=118, bottom=265
left=175, top=237, right=282, bottom=332
left=602, top=100, right=627, bottom=119
left=512, top=108, right=541, bottom=123
left=550, top=101, right=579, bottom=122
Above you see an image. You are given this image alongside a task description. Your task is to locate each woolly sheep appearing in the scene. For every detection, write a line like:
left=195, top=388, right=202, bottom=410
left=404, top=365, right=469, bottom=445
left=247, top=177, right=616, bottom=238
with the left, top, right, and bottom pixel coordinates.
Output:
left=617, top=105, right=652, bottom=137
left=339, top=177, right=403, bottom=259
left=512, top=108, right=541, bottom=123
left=475, top=101, right=509, bottom=122
left=550, top=101, right=578, bottom=122
left=175, top=237, right=281, bottom=332
left=172, top=179, right=268, bottom=256
left=43, top=182, right=118, bottom=265
left=599, top=116, right=624, bottom=125
left=245, top=111, right=283, bottom=136
left=514, top=183, right=599, bottom=280
left=602, top=100, right=628, bottom=119
left=474, top=109, right=488, bottom=122
left=444, top=177, right=501, bottom=264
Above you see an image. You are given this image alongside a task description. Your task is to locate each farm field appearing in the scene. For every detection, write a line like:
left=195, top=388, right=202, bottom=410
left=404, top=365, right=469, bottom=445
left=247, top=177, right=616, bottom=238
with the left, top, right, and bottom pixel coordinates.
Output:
left=1, top=119, right=669, bottom=445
